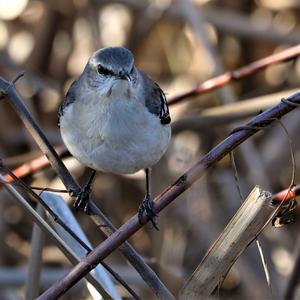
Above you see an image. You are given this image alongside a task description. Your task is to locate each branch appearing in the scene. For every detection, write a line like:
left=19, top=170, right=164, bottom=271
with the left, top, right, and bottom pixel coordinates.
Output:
left=168, top=44, right=300, bottom=105
left=0, top=75, right=174, bottom=299
left=272, top=185, right=300, bottom=204
left=3, top=146, right=68, bottom=183
left=37, top=91, right=300, bottom=299
left=0, top=172, right=112, bottom=299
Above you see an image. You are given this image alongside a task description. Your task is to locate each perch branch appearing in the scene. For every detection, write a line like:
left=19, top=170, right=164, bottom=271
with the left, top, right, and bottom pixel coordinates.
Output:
left=37, top=91, right=300, bottom=299
left=3, top=145, right=68, bottom=183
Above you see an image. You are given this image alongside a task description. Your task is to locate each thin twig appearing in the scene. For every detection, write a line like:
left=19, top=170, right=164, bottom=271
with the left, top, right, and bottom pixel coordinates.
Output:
left=0, top=177, right=68, bottom=193
left=230, top=150, right=272, bottom=293
left=37, top=92, right=300, bottom=299
left=40, top=192, right=136, bottom=299
left=168, top=44, right=300, bottom=105
left=0, top=75, right=174, bottom=300
left=0, top=172, right=112, bottom=298
left=3, top=162, right=137, bottom=298
left=0, top=162, right=92, bottom=253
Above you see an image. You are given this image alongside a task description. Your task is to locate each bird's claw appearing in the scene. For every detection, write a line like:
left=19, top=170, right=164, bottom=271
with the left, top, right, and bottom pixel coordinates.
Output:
left=138, top=195, right=159, bottom=230
left=73, top=185, right=92, bottom=214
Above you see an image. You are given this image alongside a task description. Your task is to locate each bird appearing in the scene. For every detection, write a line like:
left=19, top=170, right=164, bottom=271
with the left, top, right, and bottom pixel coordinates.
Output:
left=58, top=47, right=171, bottom=228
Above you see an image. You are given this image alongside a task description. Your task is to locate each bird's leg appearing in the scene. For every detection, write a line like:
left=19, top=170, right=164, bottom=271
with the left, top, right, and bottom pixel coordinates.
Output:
left=74, top=169, right=96, bottom=214
left=138, top=168, right=158, bottom=230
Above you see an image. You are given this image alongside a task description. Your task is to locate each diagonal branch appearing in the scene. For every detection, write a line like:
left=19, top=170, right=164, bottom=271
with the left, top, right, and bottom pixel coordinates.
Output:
left=3, top=145, right=68, bottom=184
left=0, top=172, right=112, bottom=299
left=37, top=92, right=300, bottom=299
left=0, top=75, right=174, bottom=300
left=168, top=44, right=300, bottom=105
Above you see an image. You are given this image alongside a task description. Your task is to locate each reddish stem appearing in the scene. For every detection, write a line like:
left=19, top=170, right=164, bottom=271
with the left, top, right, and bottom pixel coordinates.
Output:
left=168, top=44, right=300, bottom=105
left=3, top=146, right=68, bottom=183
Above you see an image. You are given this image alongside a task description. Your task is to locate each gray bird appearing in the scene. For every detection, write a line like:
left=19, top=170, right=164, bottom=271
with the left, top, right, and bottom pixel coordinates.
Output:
left=58, top=47, right=171, bottom=228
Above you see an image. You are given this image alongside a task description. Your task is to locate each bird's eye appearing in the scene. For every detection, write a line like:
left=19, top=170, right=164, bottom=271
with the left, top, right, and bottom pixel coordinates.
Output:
left=97, top=65, right=112, bottom=76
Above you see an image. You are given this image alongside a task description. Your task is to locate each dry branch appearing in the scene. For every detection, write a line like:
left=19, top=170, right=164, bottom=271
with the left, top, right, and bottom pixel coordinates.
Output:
left=37, top=91, right=300, bottom=299
left=41, top=192, right=124, bottom=299
left=272, top=186, right=300, bottom=204
left=3, top=146, right=67, bottom=183
left=168, top=44, right=300, bottom=105
left=179, top=186, right=274, bottom=298
left=0, top=173, right=112, bottom=299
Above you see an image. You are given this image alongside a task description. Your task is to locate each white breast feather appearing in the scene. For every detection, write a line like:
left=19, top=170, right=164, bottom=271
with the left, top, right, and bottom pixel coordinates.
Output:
left=60, top=81, right=171, bottom=174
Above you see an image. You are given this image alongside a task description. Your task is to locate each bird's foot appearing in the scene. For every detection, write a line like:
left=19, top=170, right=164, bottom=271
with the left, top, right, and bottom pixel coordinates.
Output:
left=73, top=184, right=92, bottom=214
left=138, top=195, right=159, bottom=230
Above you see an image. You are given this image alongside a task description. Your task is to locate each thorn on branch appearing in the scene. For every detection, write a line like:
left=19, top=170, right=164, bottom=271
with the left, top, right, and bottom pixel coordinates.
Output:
left=173, top=174, right=188, bottom=187
left=0, top=72, right=25, bottom=101
left=12, top=72, right=25, bottom=85
left=281, top=96, right=300, bottom=108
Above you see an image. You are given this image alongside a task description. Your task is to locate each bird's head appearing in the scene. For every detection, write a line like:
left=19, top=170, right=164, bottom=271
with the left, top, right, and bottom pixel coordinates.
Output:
left=83, top=47, right=138, bottom=97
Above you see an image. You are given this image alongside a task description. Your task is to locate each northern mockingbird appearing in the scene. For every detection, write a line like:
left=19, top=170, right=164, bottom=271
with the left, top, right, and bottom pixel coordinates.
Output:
left=58, top=47, right=171, bottom=228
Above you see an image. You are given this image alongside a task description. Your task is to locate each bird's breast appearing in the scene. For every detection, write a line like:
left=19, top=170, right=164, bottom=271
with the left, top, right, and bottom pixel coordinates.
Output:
left=60, top=96, right=171, bottom=174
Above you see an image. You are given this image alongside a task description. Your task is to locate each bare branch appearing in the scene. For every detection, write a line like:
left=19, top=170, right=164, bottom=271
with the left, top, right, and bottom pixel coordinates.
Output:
left=37, top=91, right=300, bottom=299
left=0, top=172, right=112, bottom=299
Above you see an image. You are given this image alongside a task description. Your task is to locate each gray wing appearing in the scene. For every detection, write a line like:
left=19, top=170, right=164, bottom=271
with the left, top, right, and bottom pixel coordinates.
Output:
left=57, top=80, right=78, bottom=127
left=141, top=72, right=171, bottom=125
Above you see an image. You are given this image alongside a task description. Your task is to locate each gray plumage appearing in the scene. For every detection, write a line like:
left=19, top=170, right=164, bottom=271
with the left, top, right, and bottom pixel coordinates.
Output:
left=58, top=46, right=171, bottom=226
left=95, top=47, right=134, bottom=76
left=58, top=46, right=171, bottom=174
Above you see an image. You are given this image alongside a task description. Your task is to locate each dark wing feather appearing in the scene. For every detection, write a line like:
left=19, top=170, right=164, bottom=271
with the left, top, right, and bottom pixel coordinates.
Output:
left=57, top=80, right=78, bottom=127
left=141, top=72, right=171, bottom=125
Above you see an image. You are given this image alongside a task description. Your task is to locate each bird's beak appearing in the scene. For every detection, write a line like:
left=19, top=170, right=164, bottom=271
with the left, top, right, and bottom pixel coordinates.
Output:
left=118, top=73, right=131, bottom=81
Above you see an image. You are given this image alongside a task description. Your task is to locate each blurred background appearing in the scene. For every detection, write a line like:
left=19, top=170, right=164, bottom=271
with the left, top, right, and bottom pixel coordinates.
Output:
left=0, top=0, right=300, bottom=299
